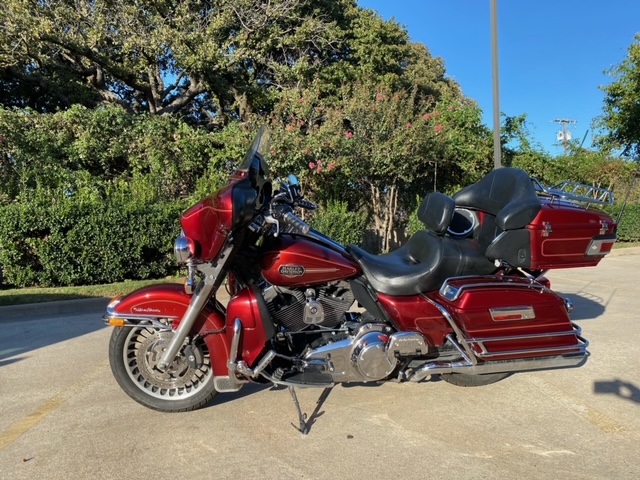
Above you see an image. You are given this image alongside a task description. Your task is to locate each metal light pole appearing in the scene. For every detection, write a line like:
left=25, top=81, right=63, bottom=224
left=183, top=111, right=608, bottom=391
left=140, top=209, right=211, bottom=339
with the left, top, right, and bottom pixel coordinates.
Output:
left=491, top=0, right=502, bottom=169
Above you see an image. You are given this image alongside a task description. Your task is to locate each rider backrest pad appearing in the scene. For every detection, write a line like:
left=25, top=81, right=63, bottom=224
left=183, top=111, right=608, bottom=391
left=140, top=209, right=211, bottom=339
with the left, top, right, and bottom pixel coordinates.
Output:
left=418, top=192, right=455, bottom=235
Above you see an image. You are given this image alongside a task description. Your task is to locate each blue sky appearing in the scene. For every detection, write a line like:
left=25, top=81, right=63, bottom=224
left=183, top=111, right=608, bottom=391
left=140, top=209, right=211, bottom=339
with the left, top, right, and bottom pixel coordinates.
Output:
left=358, top=0, right=640, bottom=155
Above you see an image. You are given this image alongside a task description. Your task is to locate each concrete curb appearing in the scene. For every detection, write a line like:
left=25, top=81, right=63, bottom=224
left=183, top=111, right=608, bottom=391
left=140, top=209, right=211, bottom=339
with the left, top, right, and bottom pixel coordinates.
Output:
left=0, top=297, right=112, bottom=322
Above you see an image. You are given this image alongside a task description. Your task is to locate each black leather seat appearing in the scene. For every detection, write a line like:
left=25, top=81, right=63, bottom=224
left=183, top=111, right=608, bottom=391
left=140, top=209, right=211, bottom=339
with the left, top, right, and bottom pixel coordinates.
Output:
left=347, top=192, right=481, bottom=296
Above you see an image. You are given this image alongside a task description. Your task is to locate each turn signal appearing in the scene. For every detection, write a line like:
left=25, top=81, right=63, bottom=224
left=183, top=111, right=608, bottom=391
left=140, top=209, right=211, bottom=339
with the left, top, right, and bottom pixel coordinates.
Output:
left=108, top=318, right=126, bottom=327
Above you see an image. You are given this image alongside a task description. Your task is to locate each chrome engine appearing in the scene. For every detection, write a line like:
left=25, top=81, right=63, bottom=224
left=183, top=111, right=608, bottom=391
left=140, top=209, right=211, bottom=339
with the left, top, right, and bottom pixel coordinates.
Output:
left=262, top=281, right=354, bottom=331
left=304, top=324, right=429, bottom=382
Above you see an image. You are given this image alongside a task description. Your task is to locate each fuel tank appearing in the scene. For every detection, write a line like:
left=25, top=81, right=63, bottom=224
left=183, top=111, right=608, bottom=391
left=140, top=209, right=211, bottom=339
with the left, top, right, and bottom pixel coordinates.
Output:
left=259, top=234, right=361, bottom=287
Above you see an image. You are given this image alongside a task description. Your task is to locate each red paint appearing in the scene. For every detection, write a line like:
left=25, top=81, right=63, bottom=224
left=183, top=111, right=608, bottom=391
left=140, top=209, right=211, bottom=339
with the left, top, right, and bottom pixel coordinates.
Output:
left=181, top=183, right=235, bottom=261
left=376, top=293, right=450, bottom=347
left=110, top=284, right=229, bottom=376
left=528, top=200, right=616, bottom=269
left=226, top=287, right=269, bottom=367
left=260, top=235, right=360, bottom=287
left=431, top=276, right=580, bottom=360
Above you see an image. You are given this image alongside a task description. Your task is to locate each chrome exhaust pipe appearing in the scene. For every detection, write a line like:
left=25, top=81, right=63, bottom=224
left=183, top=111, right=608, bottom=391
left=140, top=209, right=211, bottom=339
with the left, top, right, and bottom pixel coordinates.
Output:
left=410, top=352, right=588, bottom=382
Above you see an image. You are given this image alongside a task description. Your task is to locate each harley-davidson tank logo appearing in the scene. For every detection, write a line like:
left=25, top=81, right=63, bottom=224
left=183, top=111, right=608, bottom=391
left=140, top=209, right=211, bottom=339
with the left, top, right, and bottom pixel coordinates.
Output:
left=279, top=265, right=305, bottom=277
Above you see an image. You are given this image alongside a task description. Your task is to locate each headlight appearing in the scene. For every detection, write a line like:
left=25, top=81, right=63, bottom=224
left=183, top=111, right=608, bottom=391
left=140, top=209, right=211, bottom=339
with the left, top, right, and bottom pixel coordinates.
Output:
left=174, top=234, right=196, bottom=264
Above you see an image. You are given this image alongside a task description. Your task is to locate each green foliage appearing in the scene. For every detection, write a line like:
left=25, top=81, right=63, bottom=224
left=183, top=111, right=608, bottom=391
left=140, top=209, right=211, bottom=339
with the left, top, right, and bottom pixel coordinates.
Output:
left=606, top=204, right=640, bottom=242
left=308, top=201, right=367, bottom=247
left=597, top=34, right=640, bottom=159
left=0, top=194, right=186, bottom=288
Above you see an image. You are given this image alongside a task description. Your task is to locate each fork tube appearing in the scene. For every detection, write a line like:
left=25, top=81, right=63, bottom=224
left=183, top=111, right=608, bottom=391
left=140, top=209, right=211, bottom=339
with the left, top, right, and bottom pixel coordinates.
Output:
left=157, top=277, right=216, bottom=371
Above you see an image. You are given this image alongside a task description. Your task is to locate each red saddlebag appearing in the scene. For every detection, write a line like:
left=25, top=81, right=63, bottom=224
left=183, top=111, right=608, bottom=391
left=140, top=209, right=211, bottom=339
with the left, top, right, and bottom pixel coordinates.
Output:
left=432, top=276, right=587, bottom=361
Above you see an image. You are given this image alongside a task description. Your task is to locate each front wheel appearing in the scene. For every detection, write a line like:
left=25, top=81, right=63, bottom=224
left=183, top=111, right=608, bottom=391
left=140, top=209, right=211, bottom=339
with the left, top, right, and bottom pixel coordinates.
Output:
left=440, top=372, right=510, bottom=387
left=108, top=326, right=217, bottom=412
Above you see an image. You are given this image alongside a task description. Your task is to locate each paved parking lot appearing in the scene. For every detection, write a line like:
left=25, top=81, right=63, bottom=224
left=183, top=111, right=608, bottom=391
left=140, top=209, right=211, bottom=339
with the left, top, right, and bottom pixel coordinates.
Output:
left=1, top=250, right=639, bottom=479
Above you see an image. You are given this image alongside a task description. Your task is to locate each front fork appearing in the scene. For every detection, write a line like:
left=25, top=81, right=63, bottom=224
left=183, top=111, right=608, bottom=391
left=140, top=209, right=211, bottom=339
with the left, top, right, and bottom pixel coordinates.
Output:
left=157, top=243, right=234, bottom=371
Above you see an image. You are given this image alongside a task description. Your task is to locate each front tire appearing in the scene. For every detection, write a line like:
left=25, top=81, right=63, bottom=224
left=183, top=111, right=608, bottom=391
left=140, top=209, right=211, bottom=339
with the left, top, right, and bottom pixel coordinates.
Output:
left=440, top=372, right=510, bottom=387
left=108, top=326, right=217, bottom=412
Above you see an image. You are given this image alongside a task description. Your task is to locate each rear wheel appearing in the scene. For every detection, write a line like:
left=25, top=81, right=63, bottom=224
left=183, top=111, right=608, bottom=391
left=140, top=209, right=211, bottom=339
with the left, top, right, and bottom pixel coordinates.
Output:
left=108, top=326, right=217, bottom=412
left=440, top=372, right=510, bottom=387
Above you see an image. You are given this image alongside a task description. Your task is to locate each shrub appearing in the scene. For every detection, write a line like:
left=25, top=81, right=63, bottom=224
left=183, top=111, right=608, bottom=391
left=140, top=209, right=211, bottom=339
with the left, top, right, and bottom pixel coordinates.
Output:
left=606, top=203, right=640, bottom=242
left=308, top=201, right=367, bottom=247
left=0, top=195, right=186, bottom=287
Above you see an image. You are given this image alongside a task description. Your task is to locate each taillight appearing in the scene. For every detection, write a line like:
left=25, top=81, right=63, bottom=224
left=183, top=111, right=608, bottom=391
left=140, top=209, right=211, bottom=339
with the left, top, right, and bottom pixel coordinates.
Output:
left=585, top=234, right=616, bottom=257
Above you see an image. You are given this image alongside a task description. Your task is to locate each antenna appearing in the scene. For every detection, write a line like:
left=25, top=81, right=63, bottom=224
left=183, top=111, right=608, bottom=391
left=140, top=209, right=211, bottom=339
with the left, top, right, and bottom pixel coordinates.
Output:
left=553, top=119, right=577, bottom=156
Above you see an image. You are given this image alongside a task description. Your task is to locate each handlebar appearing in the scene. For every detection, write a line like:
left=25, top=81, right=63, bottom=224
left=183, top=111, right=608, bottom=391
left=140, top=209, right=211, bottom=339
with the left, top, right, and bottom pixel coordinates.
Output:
left=282, top=212, right=310, bottom=235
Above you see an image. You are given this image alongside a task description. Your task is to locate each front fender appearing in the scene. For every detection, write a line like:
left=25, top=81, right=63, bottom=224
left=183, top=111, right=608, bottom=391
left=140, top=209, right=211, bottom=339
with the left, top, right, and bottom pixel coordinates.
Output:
left=105, top=283, right=230, bottom=376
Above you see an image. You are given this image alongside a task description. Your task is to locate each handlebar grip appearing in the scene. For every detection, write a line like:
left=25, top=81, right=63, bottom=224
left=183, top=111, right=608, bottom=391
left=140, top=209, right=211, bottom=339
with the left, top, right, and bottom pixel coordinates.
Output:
left=282, top=212, right=310, bottom=235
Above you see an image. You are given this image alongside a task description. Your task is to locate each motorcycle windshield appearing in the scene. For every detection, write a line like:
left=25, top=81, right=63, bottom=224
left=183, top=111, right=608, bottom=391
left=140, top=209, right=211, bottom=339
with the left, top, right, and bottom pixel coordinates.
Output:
left=238, top=127, right=270, bottom=180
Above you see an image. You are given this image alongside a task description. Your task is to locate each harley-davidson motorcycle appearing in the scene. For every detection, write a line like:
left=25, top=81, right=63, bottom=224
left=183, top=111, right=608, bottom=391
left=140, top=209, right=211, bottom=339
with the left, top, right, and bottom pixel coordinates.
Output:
left=104, top=128, right=617, bottom=431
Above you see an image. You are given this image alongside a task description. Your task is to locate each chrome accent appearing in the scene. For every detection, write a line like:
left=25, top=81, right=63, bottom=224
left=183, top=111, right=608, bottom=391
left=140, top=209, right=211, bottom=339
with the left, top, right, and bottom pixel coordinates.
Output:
left=250, top=350, right=277, bottom=378
left=564, top=297, right=574, bottom=314
left=438, top=275, right=548, bottom=302
left=422, top=295, right=478, bottom=365
left=102, top=315, right=172, bottom=329
left=227, top=318, right=242, bottom=376
left=466, top=322, right=587, bottom=359
left=157, top=242, right=234, bottom=371
left=214, top=376, right=244, bottom=393
left=174, top=234, right=193, bottom=264
left=386, top=332, right=429, bottom=358
left=599, top=220, right=609, bottom=235
left=303, top=289, right=324, bottom=325
left=542, top=222, right=552, bottom=237
left=409, top=352, right=588, bottom=382
left=489, top=306, right=535, bottom=321
left=532, top=178, right=614, bottom=206
left=303, top=323, right=400, bottom=382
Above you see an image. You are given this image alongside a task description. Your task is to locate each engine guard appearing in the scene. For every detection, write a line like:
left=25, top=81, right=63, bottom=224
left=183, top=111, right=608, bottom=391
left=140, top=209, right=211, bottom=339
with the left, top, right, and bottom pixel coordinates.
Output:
left=103, top=283, right=230, bottom=376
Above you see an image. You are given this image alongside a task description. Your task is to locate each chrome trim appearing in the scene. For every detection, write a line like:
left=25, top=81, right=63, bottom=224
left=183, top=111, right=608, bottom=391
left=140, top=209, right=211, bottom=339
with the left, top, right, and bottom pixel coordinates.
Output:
left=409, top=352, right=588, bottom=381
left=174, top=235, right=193, bottom=264
left=465, top=322, right=588, bottom=359
left=227, top=318, right=242, bottom=376
left=157, top=242, right=234, bottom=371
left=102, top=315, right=172, bottom=329
left=564, top=297, right=574, bottom=314
left=438, top=275, right=548, bottom=302
left=489, top=306, right=535, bottom=321
left=422, top=295, right=477, bottom=365
left=532, top=178, right=614, bottom=206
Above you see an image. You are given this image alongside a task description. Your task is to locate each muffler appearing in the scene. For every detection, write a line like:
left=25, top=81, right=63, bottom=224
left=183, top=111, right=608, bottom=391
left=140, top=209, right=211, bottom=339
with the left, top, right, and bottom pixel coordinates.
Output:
left=409, top=352, right=588, bottom=382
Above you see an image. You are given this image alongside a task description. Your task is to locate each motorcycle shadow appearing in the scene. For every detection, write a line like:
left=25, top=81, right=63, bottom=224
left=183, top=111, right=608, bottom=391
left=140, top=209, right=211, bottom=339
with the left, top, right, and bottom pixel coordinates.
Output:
left=594, top=379, right=640, bottom=404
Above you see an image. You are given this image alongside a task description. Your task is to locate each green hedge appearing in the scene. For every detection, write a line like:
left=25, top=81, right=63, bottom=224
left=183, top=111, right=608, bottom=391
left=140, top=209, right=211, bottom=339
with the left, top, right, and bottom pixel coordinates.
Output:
left=0, top=197, right=186, bottom=288
left=606, top=203, right=640, bottom=242
left=309, top=201, right=367, bottom=247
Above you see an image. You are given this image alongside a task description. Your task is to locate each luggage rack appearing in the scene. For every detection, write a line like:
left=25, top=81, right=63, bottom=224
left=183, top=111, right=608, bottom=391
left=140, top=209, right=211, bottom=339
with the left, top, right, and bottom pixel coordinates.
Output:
left=532, top=178, right=614, bottom=206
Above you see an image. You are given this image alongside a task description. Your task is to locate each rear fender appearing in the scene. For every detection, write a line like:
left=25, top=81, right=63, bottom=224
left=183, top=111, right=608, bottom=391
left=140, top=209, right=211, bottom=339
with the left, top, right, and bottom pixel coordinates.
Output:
left=105, top=284, right=230, bottom=376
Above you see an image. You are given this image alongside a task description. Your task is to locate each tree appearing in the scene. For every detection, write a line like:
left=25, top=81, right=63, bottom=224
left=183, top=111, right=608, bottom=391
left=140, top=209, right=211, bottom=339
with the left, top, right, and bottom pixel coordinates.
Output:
left=0, top=0, right=353, bottom=122
left=597, top=34, right=640, bottom=160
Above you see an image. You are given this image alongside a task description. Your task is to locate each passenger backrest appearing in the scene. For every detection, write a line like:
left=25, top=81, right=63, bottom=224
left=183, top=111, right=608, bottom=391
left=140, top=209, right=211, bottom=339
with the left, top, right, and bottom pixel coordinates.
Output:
left=453, top=168, right=541, bottom=230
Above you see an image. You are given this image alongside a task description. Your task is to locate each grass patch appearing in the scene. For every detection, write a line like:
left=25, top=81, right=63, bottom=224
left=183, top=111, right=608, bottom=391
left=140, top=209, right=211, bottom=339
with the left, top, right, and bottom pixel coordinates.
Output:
left=613, top=241, right=640, bottom=249
left=0, top=277, right=183, bottom=307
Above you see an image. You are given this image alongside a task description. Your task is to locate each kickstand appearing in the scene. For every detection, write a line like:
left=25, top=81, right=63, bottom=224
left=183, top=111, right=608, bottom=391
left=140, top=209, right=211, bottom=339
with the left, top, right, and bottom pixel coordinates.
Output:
left=288, top=386, right=308, bottom=435
left=288, top=386, right=334, bottom=436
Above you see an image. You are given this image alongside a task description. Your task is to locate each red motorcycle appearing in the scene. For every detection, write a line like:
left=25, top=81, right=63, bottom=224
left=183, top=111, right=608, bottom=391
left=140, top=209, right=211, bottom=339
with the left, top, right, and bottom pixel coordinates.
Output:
left=104, top=128, right=617, bottom=431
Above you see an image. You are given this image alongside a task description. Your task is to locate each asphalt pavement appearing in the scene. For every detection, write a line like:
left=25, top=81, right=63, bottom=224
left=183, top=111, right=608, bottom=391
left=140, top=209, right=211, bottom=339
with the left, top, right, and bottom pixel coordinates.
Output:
left=0, top=249, right=639, bottom=479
